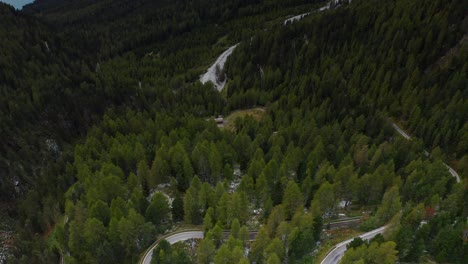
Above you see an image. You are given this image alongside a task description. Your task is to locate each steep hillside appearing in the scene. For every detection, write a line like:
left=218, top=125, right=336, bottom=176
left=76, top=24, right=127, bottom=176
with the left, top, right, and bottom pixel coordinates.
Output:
left=23, top=0, right=323, bottom=57
left=2, top=0, right=467, bottom=263
left=0, top=3, right=93, bottom=206
left=226, top=0, right=467, bottom=160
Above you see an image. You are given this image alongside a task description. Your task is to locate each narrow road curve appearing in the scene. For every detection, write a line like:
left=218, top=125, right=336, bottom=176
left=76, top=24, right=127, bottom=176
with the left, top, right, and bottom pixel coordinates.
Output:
left=321, top=226, right=387, bottom=264
left=141, top=230, right=204, bottom=264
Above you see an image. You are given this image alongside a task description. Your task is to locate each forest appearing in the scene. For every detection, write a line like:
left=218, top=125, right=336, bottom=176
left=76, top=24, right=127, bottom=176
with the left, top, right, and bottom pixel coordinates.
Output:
left=0, top=0, right=466, bottom=263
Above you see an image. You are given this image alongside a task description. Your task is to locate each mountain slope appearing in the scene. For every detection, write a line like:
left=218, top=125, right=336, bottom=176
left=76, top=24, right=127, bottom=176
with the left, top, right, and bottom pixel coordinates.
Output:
left=225, top=0, right=467, bottom=159
left=23, top=0, right=321, bottom=57
left=2, top=0, right=467, bottom=263
left=0, top=3, right=92, bottom=205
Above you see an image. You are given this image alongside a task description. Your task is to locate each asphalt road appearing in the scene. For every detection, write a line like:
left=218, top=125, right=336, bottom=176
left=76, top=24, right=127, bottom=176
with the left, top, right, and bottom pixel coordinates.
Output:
left=141, top=231, right=204, bottom=264
left=320, top=226, right=387, bottom=264
left=140, top=218, right=360, bottom=264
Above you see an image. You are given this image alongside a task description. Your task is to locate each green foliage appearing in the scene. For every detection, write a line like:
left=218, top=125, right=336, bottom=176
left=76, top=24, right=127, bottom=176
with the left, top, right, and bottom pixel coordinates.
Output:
left=151, top=240, right=193, bottom=264
left=282, top=181, right=303, bottom=220
left=210, top=221, right=225, bottom=248
left=145, top=193, right=171, bottom=233
left=6, top=0, right=467, bottom=263
left=341, top=241, right=399, bottom=264
left=375, top=186, right=402, bottom=225
left=249, top=226, right=270, bottom=264
left=311, top=181, right=336, bottom=217
left=89, top=200, right=110, bottom=226
left=213, top=242, right=244, bottom=264
left=171, top=194, right=185, bottom=223
left=230, top=218, right=241, bottom=239
left=197, top=238, right=216, bottom=264
left=184, top=176, right=203, bottom=224
left=347, top=237, right=365, bottom=250
left=203, top=207, right=214, bottom=233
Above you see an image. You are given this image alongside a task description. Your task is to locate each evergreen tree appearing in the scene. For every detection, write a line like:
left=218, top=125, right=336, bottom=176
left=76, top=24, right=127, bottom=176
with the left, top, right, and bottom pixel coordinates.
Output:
left=282, top=181, right=303, bottom=220
left=145, top=192, right=171, bottom=233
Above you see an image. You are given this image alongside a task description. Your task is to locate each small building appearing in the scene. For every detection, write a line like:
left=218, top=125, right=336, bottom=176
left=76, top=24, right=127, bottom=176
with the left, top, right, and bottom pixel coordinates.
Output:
left=214, top=116, right=224, bottom=124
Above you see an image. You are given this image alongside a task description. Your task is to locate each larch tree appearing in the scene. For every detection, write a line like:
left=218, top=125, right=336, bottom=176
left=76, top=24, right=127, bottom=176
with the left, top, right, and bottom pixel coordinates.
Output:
left=375, top=186, right=402, bottom=224
left=249, top=226, right=270, bottom=263
left=310, top=181, right=336, bottom=217
left=282, top=181, right=303, bottom=220
left=197, top=238, right=216, bottom=264
left=145, top=192, right=170, bottom=233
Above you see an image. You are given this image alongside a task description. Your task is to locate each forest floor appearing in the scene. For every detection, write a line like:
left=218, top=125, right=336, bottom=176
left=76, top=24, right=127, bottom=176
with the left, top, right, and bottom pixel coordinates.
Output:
left=221, top=107, right=266, bottom=131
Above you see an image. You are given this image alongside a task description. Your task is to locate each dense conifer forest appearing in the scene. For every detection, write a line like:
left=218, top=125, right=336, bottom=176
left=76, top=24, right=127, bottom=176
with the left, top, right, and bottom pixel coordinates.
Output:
left=0, top=0, right=466, bottom=263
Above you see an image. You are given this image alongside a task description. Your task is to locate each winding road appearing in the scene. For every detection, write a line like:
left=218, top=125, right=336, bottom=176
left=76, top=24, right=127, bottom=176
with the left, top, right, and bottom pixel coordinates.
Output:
left=320, top=123, right=460, bottom=264
left=62, top=124, right=459, bottom=264
left=141, top=230, right=204, bottom=264
left=139, top=218, right=360, bottom=264
left=321, top=226, right=387, bottom=264
left=321, top=123, right=462, bottom=264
